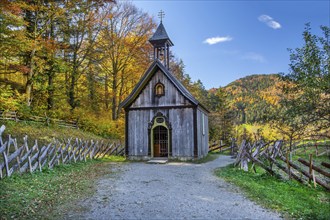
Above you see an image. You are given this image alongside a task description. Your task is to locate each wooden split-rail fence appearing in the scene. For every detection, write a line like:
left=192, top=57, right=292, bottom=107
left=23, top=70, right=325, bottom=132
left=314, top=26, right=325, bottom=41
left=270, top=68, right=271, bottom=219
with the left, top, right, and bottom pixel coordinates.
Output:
left=0, top=125, right=124, bottom=179
left=0, top=111, right=78, bottom=129
left=208, top=138, right=238, bottom=155
left=234, top=139, right=330, bottom=191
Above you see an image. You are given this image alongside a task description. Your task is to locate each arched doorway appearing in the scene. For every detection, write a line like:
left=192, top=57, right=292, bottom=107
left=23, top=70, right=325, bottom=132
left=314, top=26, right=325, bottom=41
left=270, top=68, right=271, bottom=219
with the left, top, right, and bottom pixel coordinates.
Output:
left=153, top=125, right=168, bottom=157
left=148, top=112, right=172, bottom=158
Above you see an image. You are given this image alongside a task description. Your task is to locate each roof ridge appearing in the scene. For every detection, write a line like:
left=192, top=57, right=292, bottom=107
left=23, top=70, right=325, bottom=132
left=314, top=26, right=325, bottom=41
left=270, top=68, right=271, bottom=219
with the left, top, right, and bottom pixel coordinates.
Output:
left=120, top=60, right=209, bottom=113
left=120, top=60, right=197, bottom=108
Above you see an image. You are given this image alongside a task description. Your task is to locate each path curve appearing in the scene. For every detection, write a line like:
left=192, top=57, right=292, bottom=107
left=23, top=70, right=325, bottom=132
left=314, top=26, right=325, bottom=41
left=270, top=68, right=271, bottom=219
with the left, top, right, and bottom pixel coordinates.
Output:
left=65, top=155, right=281, bottom=219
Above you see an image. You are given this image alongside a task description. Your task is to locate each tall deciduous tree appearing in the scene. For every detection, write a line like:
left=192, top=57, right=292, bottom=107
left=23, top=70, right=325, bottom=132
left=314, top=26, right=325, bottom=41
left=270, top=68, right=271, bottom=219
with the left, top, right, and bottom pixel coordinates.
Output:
left=0, top=0, right=27, bottom=78
left=283, top=24, right=330, bottom=137
left=98, top=2, right=154, bottom=120
left=61, top=0, right=109, bottom=110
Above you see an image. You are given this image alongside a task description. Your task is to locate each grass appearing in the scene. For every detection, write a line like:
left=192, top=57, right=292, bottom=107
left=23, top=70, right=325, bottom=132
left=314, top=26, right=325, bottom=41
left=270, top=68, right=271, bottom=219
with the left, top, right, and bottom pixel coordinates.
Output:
left=290, top=147, right=329, bottom=166
left=0, top=156, right=125, bottom=220
left=189, top=151, right=222, bottom=164
left=0, top=120, right=125, bottom=219
left=0, top=120, right=110, bottom=147
left=215, top=165, right=330, bottom=220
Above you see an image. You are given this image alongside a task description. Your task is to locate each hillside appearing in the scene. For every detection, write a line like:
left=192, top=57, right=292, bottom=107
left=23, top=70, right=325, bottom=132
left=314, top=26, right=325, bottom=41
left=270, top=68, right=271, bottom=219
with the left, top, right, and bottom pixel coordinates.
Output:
left=223, top=74, right=282, bottom=124
left=0, top=121, right=111, bottom=148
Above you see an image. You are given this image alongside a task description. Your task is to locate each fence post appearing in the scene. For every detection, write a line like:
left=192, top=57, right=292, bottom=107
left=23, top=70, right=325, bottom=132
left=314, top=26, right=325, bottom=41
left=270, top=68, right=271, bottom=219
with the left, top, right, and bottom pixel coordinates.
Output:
left=13, top=137, right=21, bottom=173
left=309, top=154, right=312, bottom=184
left=286, top=151, right=291, bottom=179
left=308, top=154, right=317, bottom=187
left=315, top=143, right=318, bottom=156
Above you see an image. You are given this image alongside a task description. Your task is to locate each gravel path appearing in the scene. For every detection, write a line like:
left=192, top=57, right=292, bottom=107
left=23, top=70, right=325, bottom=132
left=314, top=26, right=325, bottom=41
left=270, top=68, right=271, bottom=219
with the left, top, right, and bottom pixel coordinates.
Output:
left=65, top=155, right=282, bottom=220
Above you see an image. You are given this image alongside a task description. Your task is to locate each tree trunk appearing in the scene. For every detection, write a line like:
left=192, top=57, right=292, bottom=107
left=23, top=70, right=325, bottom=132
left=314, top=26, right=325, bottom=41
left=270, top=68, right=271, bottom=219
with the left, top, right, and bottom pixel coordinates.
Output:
left=47, top=70, right=54, bottom=110
left=87, top=70, right=97, bottom=111
left=104, top=72, right=109, bottom=110
left=116, top=71, right=125, bottom=118
left=112, top=73, right=117, bottom=120
left=289, top=133, right=294, bottom=153
left=25, top=49, right=36, bottom=106
left=47, top=19, right=55, bottom=111
left=241, top=108, right=246, bottom=124
left=69, top=64, right=77, bottom=110
left=87, top=23, right=97, bottom=112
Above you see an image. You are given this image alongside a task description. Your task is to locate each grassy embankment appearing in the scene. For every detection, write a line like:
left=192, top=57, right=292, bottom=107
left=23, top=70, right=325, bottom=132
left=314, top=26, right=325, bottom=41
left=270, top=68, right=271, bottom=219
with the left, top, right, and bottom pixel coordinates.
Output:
left=0, top=121, right=126, bottom=219
left=215, top=161, right=330, bottom=220
left=1, top=120, right=109, bottom=147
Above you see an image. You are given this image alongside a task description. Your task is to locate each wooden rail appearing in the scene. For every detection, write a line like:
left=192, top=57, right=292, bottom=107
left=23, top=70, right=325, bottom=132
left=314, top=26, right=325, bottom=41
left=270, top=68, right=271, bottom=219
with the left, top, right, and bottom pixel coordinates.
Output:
left=298, top=158, right=330, bottom=178
left=0, top=111, right=18, bottom=121
left=0, top=125, right=124, bottom=179
left=209, top=139, right=236, bottom=154
left=278, top=155, right=330, bottom=190
left=0, top=111, right=78, bottom=129
left=233, top=139, right=330, bottom=191
left=321, top=162, right=330, bottom=169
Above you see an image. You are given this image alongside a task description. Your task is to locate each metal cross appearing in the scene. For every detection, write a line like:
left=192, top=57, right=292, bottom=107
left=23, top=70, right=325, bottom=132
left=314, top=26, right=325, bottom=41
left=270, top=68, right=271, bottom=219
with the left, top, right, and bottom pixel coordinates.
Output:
left=158, top=10, right=165, bottom=22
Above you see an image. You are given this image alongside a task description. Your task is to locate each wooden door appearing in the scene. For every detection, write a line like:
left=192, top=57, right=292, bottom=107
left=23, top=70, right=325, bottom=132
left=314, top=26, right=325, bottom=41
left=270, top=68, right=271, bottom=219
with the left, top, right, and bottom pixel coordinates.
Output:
left=153, top=126, right=168, bottom=157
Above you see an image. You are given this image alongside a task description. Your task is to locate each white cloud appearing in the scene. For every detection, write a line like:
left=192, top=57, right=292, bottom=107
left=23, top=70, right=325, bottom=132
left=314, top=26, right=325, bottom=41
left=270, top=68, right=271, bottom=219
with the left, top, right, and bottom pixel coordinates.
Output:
left=258, top=14, right=281, bottom=29
left=242, top=52, right=266, bottom=63
left=268, top=20, right=281, bottom=29
left=203, top=36, right=232, bottom=45
left=258, top=14, right=272, bottom=22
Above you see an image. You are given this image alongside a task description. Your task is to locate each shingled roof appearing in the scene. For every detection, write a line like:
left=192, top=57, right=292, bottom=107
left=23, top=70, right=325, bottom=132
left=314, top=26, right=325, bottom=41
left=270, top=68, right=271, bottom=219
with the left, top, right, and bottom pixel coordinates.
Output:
left=149, top=22, right=174, bottom=46
left=120, top=60, right=209, bottom=113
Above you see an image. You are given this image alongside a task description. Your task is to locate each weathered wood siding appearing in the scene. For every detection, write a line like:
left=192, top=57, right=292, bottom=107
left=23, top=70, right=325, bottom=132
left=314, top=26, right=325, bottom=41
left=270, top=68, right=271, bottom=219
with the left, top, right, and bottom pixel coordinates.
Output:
left=169, top=108, right=194, bottom=157
left=127, top=110, right=150, bottom=157
left=130, top=70, right=192, bottom=108
left=196, top=108, right=209, bottom=157
left=127, top=108, right=195, bottom=158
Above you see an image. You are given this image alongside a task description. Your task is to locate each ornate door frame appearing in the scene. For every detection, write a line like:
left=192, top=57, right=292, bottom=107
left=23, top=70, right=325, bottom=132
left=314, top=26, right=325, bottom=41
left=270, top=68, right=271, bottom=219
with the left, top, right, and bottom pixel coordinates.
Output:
left=148, top=112, right=172, bottom=157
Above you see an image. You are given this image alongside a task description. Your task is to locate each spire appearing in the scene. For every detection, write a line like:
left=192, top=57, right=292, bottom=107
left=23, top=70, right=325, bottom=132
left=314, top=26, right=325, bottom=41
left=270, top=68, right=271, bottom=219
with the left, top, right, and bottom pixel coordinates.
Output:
left=149, top=22, right=173, bottom=47
left=149, top=10, right=173, bottom=69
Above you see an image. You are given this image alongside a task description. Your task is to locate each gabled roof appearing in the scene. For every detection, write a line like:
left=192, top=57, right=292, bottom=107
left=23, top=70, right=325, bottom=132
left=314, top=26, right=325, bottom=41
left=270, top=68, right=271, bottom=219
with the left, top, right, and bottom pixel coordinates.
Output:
left=149, top=22, right=174, bottom=46
left=120, top=60, right=209, bottom=113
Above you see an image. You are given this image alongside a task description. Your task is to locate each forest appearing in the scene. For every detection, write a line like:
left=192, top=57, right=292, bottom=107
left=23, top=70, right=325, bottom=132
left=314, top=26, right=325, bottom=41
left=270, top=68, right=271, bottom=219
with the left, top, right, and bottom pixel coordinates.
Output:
left=0, top=0, right=329, bottom=144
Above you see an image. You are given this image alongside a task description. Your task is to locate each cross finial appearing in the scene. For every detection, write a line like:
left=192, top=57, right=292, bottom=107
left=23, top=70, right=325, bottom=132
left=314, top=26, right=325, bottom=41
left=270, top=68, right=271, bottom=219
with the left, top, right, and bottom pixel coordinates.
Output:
left=158, top=10, right=165, bottom=23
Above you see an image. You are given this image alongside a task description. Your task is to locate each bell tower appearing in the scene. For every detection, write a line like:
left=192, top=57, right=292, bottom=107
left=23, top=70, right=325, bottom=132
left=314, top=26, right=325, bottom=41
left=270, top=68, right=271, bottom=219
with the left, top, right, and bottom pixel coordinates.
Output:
left=149, top=10, right=173, bottom=69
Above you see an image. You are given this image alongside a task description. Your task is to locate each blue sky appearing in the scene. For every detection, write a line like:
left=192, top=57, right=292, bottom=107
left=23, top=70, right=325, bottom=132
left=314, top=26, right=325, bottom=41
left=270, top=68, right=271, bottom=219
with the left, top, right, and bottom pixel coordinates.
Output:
left=130, top=0, right=329, bottom=89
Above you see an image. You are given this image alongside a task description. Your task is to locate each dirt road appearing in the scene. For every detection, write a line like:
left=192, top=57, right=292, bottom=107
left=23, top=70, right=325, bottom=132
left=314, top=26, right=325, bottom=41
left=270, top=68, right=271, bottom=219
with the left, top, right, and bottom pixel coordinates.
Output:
left=64, top=155, right=281, bottom=219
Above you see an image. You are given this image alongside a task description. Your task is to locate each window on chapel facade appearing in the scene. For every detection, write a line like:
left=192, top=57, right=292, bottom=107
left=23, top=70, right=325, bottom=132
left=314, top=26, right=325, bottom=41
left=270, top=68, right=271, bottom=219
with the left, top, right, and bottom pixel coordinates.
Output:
left=155, top=83, right=165, bottom=96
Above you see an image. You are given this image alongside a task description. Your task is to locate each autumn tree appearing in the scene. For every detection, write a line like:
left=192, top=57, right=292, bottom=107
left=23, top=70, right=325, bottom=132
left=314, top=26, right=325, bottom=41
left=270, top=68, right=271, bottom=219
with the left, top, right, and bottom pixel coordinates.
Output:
left=266, top=94, right=309, bottom=151
left=282, top=24, right=330, bottom=137
left=57, top=0, right=108, bottom=110
left=97, top=2, right=154, bottom=120
left=208, top=87, right=234, bottom=142
left=0, top=1, right=27, bottom=78
left=0, top=1, right=36, bottom=107
left=170, top=57, right=192, bottom=88
left=20, top=1, right=63, bottom=107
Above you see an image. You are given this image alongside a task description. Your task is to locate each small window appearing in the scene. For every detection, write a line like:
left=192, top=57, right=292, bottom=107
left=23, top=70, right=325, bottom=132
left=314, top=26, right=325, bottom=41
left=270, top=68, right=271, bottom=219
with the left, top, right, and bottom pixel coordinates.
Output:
left=155, top=83, right=165, bottom=96
left=202, top=114, right=205, bottom=136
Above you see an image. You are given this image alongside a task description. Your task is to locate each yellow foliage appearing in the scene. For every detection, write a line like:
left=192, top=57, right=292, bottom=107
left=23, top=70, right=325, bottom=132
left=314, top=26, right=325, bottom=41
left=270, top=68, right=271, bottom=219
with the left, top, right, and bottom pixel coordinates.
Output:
left=234, top=123, right=283, bottom=142
left=72, top=108, right=124, bottom=140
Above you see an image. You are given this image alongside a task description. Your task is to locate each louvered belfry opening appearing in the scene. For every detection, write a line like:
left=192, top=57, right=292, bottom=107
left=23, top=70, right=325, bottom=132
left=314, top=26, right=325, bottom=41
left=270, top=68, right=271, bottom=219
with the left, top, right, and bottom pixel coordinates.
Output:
left=149, top=21, right=173, bottom=70
left=153, top=126, right=168, bottom=157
